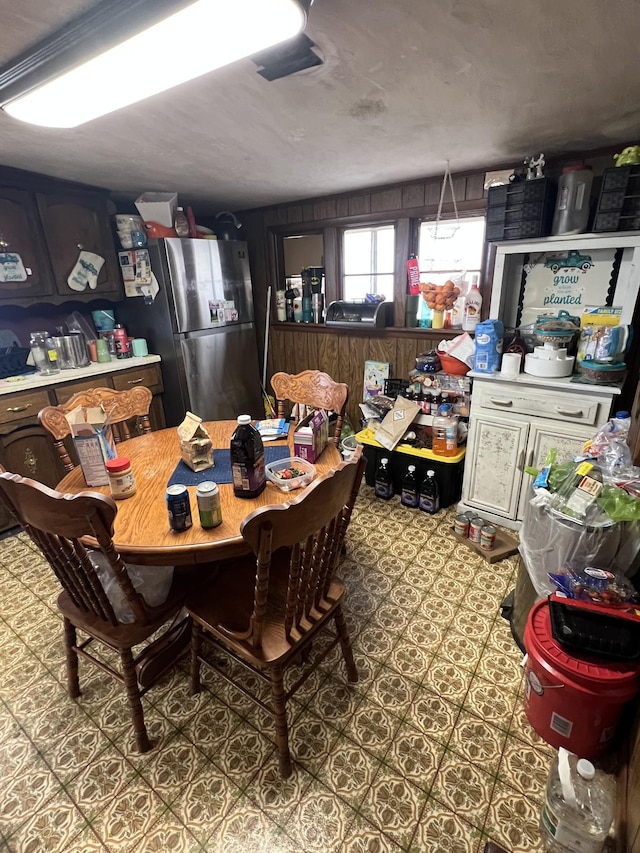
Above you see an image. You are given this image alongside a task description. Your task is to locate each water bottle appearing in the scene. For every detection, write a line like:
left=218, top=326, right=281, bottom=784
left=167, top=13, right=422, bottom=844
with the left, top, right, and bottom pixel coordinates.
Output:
left=230, top=415, right=266, bottom=498
left=540, top=748, right=615, bottom=853
left=374, top=456, right=393, bottom=500
left=419, top=469, right=440, bottom=514
left=611, top=410, right=631, bottom=437
left=432, top=404, right=458, bottom=458
left=401, top=464, right=419, bottom=508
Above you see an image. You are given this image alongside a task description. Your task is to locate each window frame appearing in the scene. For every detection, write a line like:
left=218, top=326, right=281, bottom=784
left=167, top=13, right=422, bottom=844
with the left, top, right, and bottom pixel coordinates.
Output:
left=340, top=221, right=397, bottom=302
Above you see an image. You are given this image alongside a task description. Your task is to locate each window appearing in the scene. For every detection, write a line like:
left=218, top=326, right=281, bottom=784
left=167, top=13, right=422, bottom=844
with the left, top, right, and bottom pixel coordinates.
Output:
left=343, top=225, right=395, bottom=301
left=417, top=216, right=485, bottom=286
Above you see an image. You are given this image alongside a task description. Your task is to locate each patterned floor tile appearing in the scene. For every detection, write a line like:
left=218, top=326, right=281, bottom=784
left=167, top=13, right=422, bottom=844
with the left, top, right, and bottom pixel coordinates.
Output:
left=463, top=675, right=518, bottom=733
left=410, top=800, right=483, bottom=852
left=437, top=628, right=486, bottom=674
left=497, top=737, right=550, bottom=803
left=475, top=646, right=525, bottom=695
left=383, top=720, right=445, bottom=793
left=136, top=732, right=209, bottom=807
left=64, top=743, right=136, bottom=821
left=355, top=623, right=396, bottom=663
left=448, top=709, right=509, bottom=776
left=284, top=780, right=358, bottom=852
left=360, top=762, right=427, bottom=850
left=89, top=773, right=170, bottom=849
left=363, top=664, right=420, bottom=720
left=341, top=812, right=404, bottom=852
left=508, top=700, right=557, bottom=757
left=385, top=639, right=432, bottom=684
left=430, top=750, right=495, bottom=831
left=166, top=761, right=242, bottom=842
left=0, top=753, right=63, bottom=842
left=8, top=789, right=89, bottom=853
left=213, top=724, right=273, bottom=788
left=402, top=685, right=461, bottom=747
left=484, top=781, right=545, bottom=852
left=126, top=819, right=202, bottom=853
left=422, top=656, right=474, bottom=706
left=180, top=695, right=245, bottom=759
left=343, top=699, right=403, bottom=761
left=287, top=710, right=342, bottom=776
left=314, top=734, right=380, bottom=810
left=403, top=611, right=448, bottom=655
left=453, top=607, right=496, bottom=643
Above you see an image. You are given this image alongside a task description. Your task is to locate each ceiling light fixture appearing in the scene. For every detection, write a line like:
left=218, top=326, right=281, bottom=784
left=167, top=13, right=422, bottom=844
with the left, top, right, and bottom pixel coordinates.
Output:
left=0, top=0, right=310, bottom=128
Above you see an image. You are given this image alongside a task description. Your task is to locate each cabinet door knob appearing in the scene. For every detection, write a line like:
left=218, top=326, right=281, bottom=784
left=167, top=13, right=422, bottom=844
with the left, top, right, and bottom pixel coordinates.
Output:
left=127, top=378, right=143, bottom=384
left=6, top=404, right=29, bottom=412
left=489, top=397, right=513, bottom=407
left=555, top=407, right=583, bottom=417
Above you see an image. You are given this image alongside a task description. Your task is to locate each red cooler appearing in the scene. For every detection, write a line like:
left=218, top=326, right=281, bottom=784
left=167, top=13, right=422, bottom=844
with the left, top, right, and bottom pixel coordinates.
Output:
left=523, top=599, right=640, bottom=758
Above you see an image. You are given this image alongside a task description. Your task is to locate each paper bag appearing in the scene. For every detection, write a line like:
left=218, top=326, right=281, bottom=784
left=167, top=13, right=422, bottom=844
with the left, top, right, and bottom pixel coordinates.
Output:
left=177, top=412, right=214, bottom=472
left=65, top=406, right=117, bottom=486
left=375, top=396, right=422, bottom=451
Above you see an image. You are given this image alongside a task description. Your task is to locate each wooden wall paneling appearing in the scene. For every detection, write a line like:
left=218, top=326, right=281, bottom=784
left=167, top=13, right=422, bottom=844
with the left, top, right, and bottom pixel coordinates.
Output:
left=323, top=226, right=339, bottom=307
left=465, top=173, right=486, bottom=200
left=304, top=329, right=320, bottom=372
left=370, top=188, right=403, bottom=213
left=286, top=205, right=303, bottom=224
left=316, top=331, right=340, bottom=378
left=367, top=337, right=396, bottom=373
left=313, top=199, right=338, bottom=221
left=425, top=180, right=442, bottom=206
left=451, top=176, right=467, bottom=204
left=291, top=329, right=311, bottom=374
left=402, top=184, right=425, bottom=209
left=393, top=218, right=411, bottom=327
left=395, top=336, right=423, bottom=378
left=348, top=195, right=371, bottom=217
left=302, top=203, right=315, bottom=222
left=266, top=328, right=289, bottom=386
left=336, top=198, right=349, bottom=218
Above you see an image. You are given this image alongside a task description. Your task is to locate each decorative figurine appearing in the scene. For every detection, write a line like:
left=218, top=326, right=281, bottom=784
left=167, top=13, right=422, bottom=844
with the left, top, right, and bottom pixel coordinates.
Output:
left=614, top=146, right=640, bottom=166
left=525, top=153, right=545, bottom=180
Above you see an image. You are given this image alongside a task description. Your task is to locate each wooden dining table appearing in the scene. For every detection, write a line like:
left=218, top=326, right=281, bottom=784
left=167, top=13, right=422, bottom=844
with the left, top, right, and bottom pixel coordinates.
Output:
left=57, top=420, right=341, bottom=567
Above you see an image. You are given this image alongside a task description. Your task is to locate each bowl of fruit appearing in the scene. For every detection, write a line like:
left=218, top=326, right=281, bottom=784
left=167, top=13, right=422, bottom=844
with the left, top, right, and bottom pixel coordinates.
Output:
left=265, top=457, right=317, bottom=491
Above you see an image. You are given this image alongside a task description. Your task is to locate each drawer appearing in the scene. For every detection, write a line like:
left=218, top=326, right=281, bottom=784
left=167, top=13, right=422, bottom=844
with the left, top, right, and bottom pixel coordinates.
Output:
left=54, top=377, right=114, bottom=405
left=0, top=389, right=51, bottom=427
left=112, top=364, right=162, bottom=393
left=473, top=383, right=602, bottom=426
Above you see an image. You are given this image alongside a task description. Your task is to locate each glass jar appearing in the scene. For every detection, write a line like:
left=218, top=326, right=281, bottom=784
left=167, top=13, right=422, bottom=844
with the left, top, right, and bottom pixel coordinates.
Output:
left=29, top=331, right=60, bottom=375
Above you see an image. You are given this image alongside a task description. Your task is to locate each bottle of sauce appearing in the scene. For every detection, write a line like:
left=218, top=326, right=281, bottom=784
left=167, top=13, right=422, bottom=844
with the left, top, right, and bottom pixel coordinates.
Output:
left=374, top=456, right=393, bottom=500
left=230, top=415, right=266, bottom=498
left=419, top=469, right=440, bottom=514
left=401, top=464, right=419, bottom=508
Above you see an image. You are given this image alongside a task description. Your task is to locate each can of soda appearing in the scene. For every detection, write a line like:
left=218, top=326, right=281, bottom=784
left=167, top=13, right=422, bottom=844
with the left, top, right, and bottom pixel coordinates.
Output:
left=196, top=481, right=222, bottom=529
left=166, top=484, right=192, bottom=531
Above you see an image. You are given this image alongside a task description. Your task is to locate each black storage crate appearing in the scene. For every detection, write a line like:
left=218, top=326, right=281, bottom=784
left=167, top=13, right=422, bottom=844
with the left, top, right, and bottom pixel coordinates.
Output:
left=0, top=346, right=35, bottom=379
left=486, top=178, right=557, bottom=241
left=362, top=443, right=465, bottom=509
left=593, top=165, right=640, bottom=232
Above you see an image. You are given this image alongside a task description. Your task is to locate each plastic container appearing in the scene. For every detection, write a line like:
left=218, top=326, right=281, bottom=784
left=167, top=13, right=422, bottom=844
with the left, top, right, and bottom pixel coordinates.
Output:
left=540, top=747, right=615, bottom=853
left=419, top=469, right=439, bottom=514
left=462, top=278, right=482, bottom=332
left=374, top=456, right=393, bottom=499
left=264, top=456, right=316, bottom=491
left=230, top=415, right=266, bottom=499
left=579, top=360, right=626, bottom=384
left=106, top=457, right=136, bottom=500
left=552, top=164, right=594, bottom=236
left=523, top=599, right=640, bottom=757
left=174, top=207, right=189, bottom=237
left=401, top=464, right=418, bottom=508
left=432, top=404, right=458, bottom=458
left=438, top=352, right=471, bottom=376
left=29, top=331, right=60, bottom=375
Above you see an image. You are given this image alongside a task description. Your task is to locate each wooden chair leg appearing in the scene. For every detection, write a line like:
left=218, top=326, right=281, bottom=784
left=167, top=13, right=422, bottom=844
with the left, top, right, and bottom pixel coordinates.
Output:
left=334, top=606, right=358, bottom=683
left=269, top=664, right=292, bottom=778
left=120, top=647, right=152, bottom=753
left=63, top=617, right=81, bottom=699
left=190, top=621, right=202, bottom=695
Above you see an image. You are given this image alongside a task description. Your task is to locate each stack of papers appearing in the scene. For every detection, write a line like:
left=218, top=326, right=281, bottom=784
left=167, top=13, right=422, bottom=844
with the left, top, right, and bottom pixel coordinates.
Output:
left=256, top=418, right=290, bottom=441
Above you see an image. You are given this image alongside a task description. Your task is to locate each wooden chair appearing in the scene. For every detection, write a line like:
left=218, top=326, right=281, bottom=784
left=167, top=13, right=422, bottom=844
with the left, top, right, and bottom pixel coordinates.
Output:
left=270, top=370, right=348, bottom=445
left=188, top=451, right=366, bottom=777
left=0, top=471, right=188, bottom=753
left=39, top=386, right=153, bottom=474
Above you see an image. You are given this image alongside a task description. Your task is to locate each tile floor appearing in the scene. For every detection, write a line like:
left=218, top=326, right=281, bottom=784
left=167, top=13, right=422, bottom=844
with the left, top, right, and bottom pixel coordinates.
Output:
left=0, top=486, right=553, bottom=853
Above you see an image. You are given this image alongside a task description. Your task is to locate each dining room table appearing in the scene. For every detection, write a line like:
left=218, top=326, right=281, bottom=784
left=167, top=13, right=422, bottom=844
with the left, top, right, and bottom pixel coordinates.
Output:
left=56, top=419, right=342, bottom=567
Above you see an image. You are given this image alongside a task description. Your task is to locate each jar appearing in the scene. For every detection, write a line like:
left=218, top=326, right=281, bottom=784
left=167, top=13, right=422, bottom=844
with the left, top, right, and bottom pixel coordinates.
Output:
left=29, top=331, right=60, bottom=375
left=105, top=457, right=136, bottom=499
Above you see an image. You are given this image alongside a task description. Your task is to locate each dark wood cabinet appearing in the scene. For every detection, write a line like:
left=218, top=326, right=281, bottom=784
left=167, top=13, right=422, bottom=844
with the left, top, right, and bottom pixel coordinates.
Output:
left=0, top=188, right=55, bottom=301
left=36, top=193, right=121, bottom=300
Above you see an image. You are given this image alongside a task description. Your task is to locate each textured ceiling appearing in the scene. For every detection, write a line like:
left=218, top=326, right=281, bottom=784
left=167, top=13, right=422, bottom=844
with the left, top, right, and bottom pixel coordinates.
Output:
left=0, top=0, right=639, bottom=215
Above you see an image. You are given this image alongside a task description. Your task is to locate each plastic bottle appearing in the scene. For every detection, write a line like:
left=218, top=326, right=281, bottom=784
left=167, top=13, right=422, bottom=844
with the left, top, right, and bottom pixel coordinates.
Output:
left=451, top=280, right=467, bottom=329
left=551, top=164, right=594, bottom=236
left=540, top=748, right=615, bottom=853
left=401, top=464, right=419, bottom=508
left=230, top=415, right=266, bottom=498
left=374, top=456, right=394, bottom=499
left=419, top=469, right=440, bottom=514
left=612, top=410, right=631, bottom=437
left=432, top=404, right=458, bottom=457
left=462, top=275, right=482, bottom=332
left=174, top=206, right=190, bottom=237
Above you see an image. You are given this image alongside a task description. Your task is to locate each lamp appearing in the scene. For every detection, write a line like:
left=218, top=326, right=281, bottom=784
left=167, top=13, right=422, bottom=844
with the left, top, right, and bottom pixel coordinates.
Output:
left=0, top=0, right=310, bottom=128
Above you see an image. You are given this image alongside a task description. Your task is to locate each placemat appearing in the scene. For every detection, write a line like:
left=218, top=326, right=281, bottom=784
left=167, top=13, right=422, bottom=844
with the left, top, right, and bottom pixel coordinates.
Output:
left=167, top=446, right=291, bottom=487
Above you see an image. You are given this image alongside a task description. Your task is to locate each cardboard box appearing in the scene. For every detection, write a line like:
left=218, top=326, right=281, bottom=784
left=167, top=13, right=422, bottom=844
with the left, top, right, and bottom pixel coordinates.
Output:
left=177, top=412, right=214, bottom=472
left=294, top=409, right=329, bottom=463
left=65, top=406, right=117, bottom=487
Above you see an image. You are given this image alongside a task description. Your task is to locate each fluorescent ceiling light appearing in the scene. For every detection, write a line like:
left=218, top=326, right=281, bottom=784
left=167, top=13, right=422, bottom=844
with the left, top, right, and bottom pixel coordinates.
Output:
left=1, top=0, right=307, bottom=128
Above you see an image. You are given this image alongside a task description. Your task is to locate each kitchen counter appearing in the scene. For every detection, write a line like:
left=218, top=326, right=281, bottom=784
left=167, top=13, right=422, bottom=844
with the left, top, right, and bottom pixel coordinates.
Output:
left=0, top=355, right=161, bottom=397
left=468, top=370, right=622, bottom=396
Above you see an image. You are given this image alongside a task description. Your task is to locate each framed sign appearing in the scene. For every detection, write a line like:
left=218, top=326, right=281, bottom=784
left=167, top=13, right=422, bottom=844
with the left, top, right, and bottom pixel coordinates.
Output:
left=517, top=248, right=617, bottom=327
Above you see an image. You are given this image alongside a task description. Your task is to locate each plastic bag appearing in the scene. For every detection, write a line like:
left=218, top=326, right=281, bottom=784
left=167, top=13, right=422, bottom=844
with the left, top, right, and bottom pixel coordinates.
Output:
left=597, top=485, right=640, bottom=522
left=90, top=551, right=174, bottom=623
left=547, top=566, right=638, bottom=604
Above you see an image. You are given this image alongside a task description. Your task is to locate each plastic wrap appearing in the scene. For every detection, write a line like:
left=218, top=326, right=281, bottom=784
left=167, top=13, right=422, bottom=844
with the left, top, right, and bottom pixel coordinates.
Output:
left=90, top=551, right=174, bottom=623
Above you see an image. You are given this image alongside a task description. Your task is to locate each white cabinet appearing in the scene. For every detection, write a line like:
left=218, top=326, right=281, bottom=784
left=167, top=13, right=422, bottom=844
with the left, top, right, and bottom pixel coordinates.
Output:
left=459, top=374, right=619, bottom=529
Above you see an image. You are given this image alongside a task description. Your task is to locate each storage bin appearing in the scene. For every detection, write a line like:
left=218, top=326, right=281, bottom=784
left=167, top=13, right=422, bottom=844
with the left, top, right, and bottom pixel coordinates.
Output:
left=486, top=178, right=557, bottom=241
left=593, top=165, right=640, bottom=232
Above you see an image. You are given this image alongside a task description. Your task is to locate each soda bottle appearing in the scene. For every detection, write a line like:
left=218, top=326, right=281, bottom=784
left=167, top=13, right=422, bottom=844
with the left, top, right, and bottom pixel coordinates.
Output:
left=230, top=415, right=266, bottom=498
left=401, top=464, right=419, bottom=508
left=374, top=456, right=393, bottom=500
left=432, top=404, right=458, bottom=457
left=540, top=748, right=615, bottom=853
left=419, top=469, right=440, bottom=514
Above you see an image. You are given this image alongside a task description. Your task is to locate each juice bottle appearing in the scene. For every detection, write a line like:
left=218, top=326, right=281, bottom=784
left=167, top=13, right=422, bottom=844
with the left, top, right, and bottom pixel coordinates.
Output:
left=374, top=456, right=393, bottom=500
left=401, top=464, right=419, bottom=508
left=419, top=469, right=440, bottom=514
left=432, top=404, right=458, bottom=457
left=230, top=415, right=266, bottom=498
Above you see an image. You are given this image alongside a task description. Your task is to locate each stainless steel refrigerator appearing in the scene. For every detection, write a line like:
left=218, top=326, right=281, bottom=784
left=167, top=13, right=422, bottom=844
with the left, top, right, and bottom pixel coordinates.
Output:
left=117, top=238, right=264, bottom=427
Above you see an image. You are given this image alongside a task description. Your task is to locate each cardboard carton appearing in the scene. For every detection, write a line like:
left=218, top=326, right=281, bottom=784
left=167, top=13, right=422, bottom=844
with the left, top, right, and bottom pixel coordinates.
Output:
left=177, top=412, right=214, bottom=472
left=294, top=409, right=329, bottom=463
left=65, top=406, right=117, bottom=487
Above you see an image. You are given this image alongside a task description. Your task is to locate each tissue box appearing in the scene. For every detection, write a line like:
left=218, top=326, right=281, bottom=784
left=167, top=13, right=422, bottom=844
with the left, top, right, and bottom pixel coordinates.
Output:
left=177, top=412, right=214, bottom=472
left=65, top=406, right=117, bottom=487
left=293, top=410, right=329, bottom=463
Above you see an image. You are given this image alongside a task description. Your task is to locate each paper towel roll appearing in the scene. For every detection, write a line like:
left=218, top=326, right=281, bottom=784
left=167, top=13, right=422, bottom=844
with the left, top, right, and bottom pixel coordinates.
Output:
left=500, top=352, right=521, bottom=378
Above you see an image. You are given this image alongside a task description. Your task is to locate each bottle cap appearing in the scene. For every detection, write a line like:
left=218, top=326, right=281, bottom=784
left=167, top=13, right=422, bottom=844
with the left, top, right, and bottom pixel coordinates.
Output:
left=438, top=404, right=450, bottom=414
left=408, top=465, right=416, bottom=472
left=576, top=759, right=595, bottom=780
left=616, top=410, right=630, bottom=419
left=381, top=457, right=389, bottom=463
left=427, top=469, right=435, bottom=476
left=106, top=457, right=131, bottom=473
left=237, top=414, right=251, bottom=424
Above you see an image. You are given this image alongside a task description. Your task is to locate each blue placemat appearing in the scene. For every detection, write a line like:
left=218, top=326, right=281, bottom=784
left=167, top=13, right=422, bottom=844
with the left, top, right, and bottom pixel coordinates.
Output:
left=167, top=445, right=291, bottom=487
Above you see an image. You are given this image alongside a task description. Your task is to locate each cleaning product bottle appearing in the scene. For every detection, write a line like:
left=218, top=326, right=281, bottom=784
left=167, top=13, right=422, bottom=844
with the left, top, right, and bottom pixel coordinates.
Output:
left=462, top=275, right=482, bottom=332
left=400, top=464, right=419, bottom=508
left=432, top=404, right=458, bottom=457
left=374, top=456, right=394, bottom=500
left=419, top=469, right=440, bottom=514
left=540, top=748, right=615, bottom=853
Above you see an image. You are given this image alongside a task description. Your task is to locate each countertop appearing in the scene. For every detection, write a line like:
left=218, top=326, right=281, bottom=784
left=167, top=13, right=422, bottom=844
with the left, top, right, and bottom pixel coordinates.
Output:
left=468, top=370, right=622, bottom=396
left=0, top=355, right=161, bottom=397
